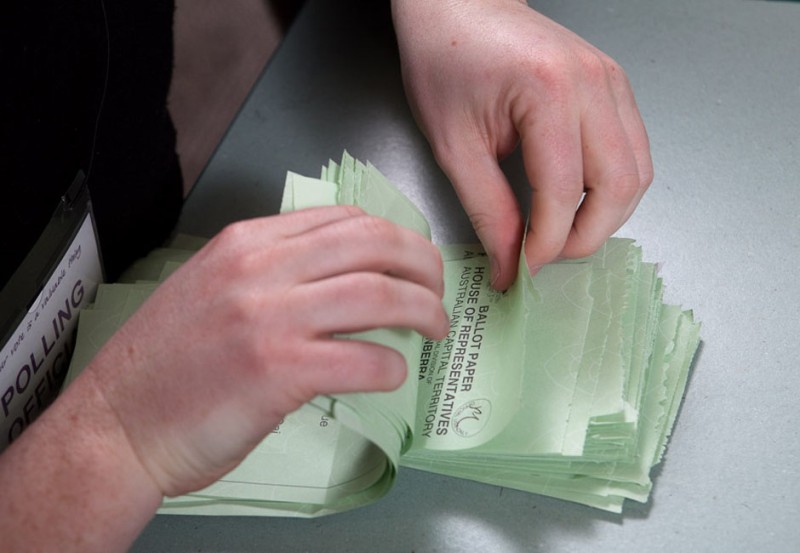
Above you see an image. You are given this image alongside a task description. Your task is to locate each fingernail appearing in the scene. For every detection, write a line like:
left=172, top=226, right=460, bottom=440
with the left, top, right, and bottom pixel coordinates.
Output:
left=527, top=263, right=542, bottom=277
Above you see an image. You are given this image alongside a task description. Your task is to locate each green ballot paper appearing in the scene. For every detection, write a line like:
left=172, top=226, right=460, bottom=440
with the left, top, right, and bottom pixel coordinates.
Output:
left=63, top=152, right=700, bottom=516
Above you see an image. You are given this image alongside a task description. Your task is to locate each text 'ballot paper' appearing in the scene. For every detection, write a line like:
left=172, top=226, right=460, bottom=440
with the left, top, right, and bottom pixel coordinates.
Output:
left=63, top=152, right=700, bottom=516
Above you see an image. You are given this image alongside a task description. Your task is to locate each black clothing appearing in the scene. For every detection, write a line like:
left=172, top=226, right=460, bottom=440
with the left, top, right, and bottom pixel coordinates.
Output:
left=1, top=0, right=183, bottom=288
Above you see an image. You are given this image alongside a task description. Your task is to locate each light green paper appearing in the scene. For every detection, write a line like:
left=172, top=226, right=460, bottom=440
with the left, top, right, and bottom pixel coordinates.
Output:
left=62, top=152, right=700, bottom=516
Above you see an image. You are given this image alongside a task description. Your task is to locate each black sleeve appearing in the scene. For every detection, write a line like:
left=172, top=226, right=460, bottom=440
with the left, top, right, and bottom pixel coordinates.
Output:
left=1, top=0, right=183, bottom=287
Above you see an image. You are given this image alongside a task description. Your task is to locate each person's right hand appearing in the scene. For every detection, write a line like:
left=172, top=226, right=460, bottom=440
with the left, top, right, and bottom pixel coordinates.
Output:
left=79, top=205, right=449, bottom=498
left=392, top=0, right=653, bottom=290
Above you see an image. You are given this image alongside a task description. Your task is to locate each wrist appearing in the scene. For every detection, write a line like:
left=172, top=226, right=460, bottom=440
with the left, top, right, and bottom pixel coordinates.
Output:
left=0, top=369, right=163, bottom=552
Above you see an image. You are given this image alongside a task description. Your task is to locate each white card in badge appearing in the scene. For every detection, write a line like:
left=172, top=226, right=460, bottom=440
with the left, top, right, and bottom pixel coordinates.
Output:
left=0, top=173, right=103, bottom=451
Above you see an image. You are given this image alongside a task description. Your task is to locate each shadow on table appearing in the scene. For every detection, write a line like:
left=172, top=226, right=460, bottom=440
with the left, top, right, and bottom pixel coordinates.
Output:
left=132, top=468, right=633, bottom=553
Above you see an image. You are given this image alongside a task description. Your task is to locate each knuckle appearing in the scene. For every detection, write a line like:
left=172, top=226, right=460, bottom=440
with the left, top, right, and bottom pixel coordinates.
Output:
left=354, top=215, right=397, bottom=243
left=222, top=249, right=259, bottom=281
left=566, top=236, right=603, bottom=260
left=467, top=210, right=502, bottom=245
left=212, top=220, right=286, bottom=281
left=358, top=272, right=397, bottom=305
left=547, top=178, right=584, bottom=207
left=215, top=220, right=250, bottom=249
left=467, top=209, right=492, bottom=234
left=639, top=162, right=655, bottom=189
left=603, top=56, right=633, bottom=90
left=208, top=222, right=256, bottom=272
left=527, top=55, right=573, bottom=99
left=582, top=53, right=611, bottom=87
left=431, top=138, right=460, bottom=171
left=606, top=172, right=644, bottom=203
left=217, top=287, right=258, bottom=329
left=600, top=55, right=625, bottom=78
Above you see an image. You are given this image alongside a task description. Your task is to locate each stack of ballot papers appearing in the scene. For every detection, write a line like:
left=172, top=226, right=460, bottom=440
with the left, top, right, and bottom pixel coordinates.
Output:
left=64, top=152, right=700, bottom=516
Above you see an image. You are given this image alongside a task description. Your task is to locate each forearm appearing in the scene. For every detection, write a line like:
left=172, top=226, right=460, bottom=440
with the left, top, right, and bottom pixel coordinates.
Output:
left=0, top=370, right=163, bottom=553
left=391, top=0, right=527, bottom=30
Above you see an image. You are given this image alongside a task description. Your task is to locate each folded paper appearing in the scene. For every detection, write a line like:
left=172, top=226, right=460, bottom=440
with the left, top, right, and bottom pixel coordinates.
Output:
left=63, top=152, right=700, bottom=516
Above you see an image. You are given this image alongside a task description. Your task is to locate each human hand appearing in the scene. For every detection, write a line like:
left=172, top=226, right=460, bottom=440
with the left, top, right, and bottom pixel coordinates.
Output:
left=81, top=206, right=449, bottom=497
left=391, top=0, right=653, bottom=289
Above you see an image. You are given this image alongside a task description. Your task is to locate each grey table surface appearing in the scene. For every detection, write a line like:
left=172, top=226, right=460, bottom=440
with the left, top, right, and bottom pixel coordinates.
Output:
left=134, top=0, right=800, bottom=551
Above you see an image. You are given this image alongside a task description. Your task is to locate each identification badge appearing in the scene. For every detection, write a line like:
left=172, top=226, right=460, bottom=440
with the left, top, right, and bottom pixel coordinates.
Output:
left=0, top=173, right=103, bottom=450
